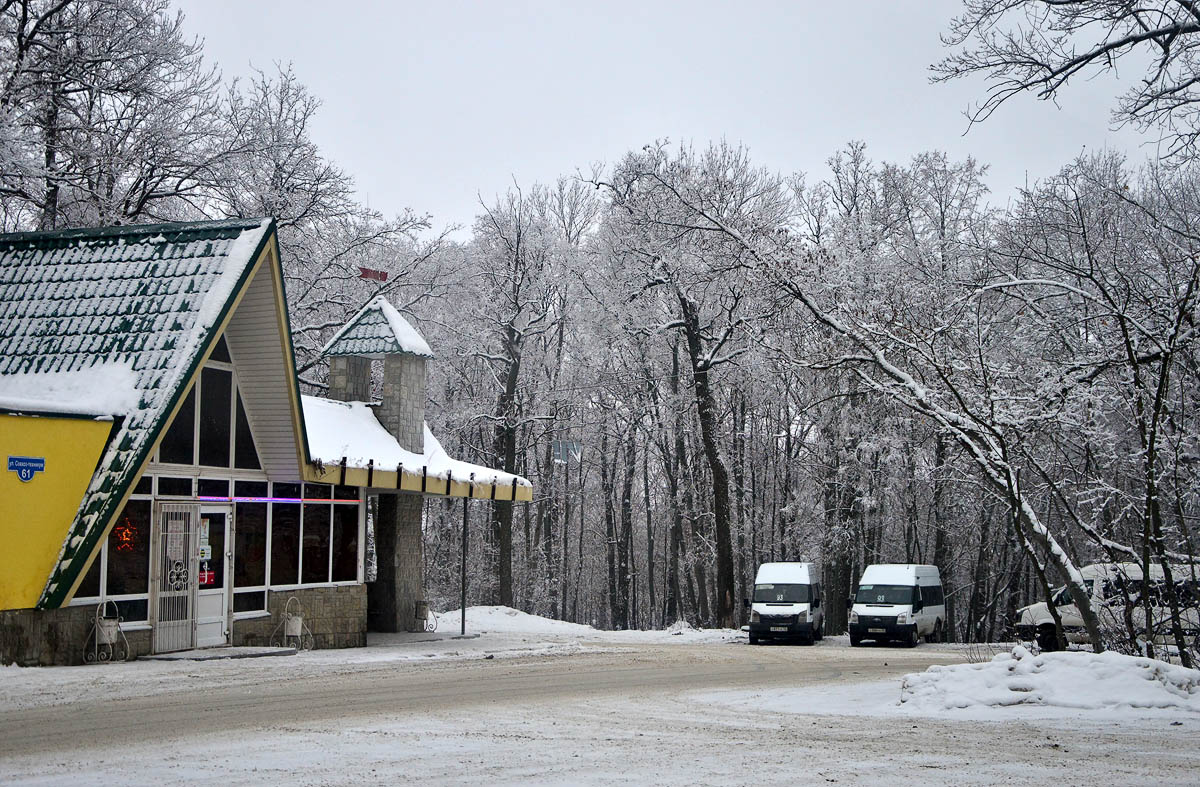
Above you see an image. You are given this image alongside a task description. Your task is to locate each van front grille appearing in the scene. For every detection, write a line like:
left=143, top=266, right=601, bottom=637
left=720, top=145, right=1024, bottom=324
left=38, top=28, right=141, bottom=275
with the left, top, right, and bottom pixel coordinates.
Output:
left=859, top=616, right=896, bottom=627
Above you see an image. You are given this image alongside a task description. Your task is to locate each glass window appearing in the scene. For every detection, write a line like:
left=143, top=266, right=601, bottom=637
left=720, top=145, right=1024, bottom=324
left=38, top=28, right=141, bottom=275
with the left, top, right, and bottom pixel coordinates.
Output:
left=304, top=484, right=332, bottom=500
left=273, top=482, right=301, bottom=500
left=234, top=392, right=261, bottom=470
left=106, top=500, right=151, bottom=596
left=77, top=548, right=102, bottom=598
left=331, top=505, right=359, bottom=582
left=199, top=512, right=226, bottom=589
left=133, top=475, right=152, bottom=495
left=159, top=387, right=195, bottom=464
left=854, top=584, right=915, bottom=605
left=235, top=480, right=268, bottom=498
left=301, top=504, right=331, bottom=584
left=157, top=476, right=192, bottom=496
left=334, top=485, right=359, bottom=501
left=270, top=502, right=300, bottom=585
left=210, top=335, right=232, bottom=363
left=197, top=478, right=230, bottom=498
left=234, top=590, right=265, bottom=613
left=753, top=583, right=810, bottom=603
left=114, top=599, right=148, bottom=623
left=199, top=367, right=232, bottom=467
left=235, top=503, right=267, bottom=587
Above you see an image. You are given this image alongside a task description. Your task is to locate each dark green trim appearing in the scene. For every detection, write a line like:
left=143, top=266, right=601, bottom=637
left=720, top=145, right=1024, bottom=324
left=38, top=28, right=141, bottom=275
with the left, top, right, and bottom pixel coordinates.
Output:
left=0, top=217, right=269, bottom=248
left=38, top=220, right=279, bottom=609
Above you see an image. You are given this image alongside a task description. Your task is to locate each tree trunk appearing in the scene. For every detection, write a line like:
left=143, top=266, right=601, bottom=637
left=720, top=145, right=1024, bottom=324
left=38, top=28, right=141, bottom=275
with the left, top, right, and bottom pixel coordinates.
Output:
left=643, top=444, right=657, bottom=628
left=489, top=333, right=521, bottom=607
left=617, top=425, right=635, bottom=629
left=677, top=292, right=736, bottom=629
left=601, top=424, right=620, bottom=628
left=38, top=87, right=62, bottom=230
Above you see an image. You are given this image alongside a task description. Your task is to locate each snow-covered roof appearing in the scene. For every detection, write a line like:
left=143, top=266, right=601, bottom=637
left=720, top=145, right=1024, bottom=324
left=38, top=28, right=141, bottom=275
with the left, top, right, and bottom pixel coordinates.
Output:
left=320, top=295, right=434, bottom=359
left=301, top=395, right=530, bottom=489
left=0, top=218, right=276, bottom=608
left=0, top=361, right=139, bottom=417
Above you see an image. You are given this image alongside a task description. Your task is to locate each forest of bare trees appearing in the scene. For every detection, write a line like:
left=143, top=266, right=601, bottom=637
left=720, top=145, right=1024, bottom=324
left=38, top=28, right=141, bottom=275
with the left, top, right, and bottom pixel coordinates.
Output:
left=4, top=0, right=1200, bottom=656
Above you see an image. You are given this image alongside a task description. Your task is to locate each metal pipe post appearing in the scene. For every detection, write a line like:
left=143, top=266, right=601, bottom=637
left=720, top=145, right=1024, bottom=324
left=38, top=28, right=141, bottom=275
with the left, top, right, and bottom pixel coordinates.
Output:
left=461, top=495, right=468, bottom=636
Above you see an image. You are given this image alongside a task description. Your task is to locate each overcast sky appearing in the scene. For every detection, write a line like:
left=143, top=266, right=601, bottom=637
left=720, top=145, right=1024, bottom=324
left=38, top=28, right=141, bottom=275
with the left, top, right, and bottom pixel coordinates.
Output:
left=175, top=0, right=1148, bottom=235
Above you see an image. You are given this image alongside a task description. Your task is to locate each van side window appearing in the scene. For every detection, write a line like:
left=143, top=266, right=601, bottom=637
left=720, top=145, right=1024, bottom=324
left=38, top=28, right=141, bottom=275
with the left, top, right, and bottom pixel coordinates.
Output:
left=924, top=585, right=944, bottom=606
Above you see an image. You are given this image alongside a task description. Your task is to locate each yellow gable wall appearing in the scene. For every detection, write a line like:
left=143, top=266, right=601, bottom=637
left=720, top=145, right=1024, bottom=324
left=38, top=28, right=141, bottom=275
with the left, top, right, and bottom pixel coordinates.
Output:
left=0, top=413, right=114, bottom=610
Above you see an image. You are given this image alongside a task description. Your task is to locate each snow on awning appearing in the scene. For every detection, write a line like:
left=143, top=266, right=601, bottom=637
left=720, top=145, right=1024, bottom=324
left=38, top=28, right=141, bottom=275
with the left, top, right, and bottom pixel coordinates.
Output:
left=301, top=395, right=531, bottom=497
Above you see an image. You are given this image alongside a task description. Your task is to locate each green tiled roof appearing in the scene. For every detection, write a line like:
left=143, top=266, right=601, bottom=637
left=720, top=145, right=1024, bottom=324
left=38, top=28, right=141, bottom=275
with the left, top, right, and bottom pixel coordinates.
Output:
left=321, top=294, right=434, bottom=359
left=0, top=217, right=276, bottom=608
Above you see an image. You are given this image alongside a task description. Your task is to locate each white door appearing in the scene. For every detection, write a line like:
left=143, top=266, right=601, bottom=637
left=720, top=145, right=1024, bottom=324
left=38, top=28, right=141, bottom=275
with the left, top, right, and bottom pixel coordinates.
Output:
left=195, top=507, right=231, bottom=648
left=153, top=503, right=200, bottom=653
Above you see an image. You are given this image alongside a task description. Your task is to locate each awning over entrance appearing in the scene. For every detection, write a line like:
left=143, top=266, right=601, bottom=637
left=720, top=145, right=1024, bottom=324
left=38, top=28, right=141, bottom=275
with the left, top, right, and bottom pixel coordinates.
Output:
left=300, top=395, right=532, bottom=502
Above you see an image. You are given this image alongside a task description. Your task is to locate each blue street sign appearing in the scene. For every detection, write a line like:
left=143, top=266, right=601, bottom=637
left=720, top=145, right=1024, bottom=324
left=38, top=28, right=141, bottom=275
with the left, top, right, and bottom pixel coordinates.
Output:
left=8, top=456, right=45, bottom=482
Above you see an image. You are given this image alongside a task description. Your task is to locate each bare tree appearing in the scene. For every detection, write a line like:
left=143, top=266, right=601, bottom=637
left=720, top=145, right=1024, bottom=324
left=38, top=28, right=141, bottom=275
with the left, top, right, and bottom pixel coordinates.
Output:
left=934, top=0, right=1200, bottom=162
left=603, top=141, right=792, bottom=629
left=1, top=0, right=234, bottom=228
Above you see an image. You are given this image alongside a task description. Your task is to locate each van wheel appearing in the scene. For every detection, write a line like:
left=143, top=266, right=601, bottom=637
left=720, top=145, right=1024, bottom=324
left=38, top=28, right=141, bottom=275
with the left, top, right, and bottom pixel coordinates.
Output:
left=926, top=620, right=942, bottom=644
left=1035, top=625, right=1058, bottom=652
left=905, top=626, right=919, bottom=648
left=749, top=635, right=759, bottom=646
left=814, top=623, right=823, bottom=642
left=849, top=633, right=862, bottom=647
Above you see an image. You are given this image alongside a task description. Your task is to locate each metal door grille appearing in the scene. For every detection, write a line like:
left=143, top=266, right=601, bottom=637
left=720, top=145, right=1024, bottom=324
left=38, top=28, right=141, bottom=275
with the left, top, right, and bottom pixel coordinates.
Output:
left=152, top=503, right=200, bottom=653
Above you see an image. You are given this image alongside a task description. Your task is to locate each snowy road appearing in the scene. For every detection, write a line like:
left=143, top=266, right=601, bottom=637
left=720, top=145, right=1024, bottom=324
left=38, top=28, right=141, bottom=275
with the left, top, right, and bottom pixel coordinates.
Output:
left=0, top=639, right=939, bottom=757
left=1, top=612, right=1196, bottom=785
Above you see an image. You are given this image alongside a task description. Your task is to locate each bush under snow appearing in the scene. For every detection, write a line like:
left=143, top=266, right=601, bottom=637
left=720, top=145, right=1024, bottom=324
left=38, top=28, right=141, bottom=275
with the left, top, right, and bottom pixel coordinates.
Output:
left=901, top=645, right=1200, bottom=713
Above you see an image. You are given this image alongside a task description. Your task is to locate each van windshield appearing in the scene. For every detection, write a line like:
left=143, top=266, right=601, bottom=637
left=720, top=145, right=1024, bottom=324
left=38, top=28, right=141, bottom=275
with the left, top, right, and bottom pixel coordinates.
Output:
left=754, top=583, right=810, bottom=603
left=855, top=584, right=913, bottom=605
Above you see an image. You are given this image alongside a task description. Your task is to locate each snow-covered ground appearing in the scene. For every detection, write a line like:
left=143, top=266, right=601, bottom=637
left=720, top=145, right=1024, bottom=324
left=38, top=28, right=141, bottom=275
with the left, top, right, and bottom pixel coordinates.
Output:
left=2, top=608, right=1198, bottom=785
left=434, top=604, right=741, bottom=643
left=702, top=643, right=1200, bottom=724
left=0, top=606, right=740, bottom=713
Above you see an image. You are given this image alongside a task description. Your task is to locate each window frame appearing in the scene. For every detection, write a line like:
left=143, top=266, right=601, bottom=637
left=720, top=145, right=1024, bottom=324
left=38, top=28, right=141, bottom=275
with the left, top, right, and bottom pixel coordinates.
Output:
left=67, top=491, right=154, bottom=626
left=152, top=352, right=260, bottom=473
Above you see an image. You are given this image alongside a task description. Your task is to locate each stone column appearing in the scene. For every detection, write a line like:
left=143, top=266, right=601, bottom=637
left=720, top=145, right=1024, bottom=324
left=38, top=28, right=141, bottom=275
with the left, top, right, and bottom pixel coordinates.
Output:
left=367, top=493, right=425, bottom=632
left=327, top=355, right=371, bottom=402
left=367, top=352, right=428, bottom=633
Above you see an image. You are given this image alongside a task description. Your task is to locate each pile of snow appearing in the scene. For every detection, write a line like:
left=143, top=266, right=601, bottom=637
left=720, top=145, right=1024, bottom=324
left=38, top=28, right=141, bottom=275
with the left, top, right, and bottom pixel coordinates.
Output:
left=435, top=606, right=598, bottom=636
left=901, top=645, right=1200, bottom=714
left=665, top=619, right=695, bottom=636
left=432, top=606, right=742, bottom=645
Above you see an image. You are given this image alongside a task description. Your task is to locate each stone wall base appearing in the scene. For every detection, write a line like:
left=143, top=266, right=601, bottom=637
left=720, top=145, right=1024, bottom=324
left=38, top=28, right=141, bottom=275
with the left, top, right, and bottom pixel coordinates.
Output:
left=1, top=584, right=367, bottom=666
left=0, top=605, right=149, bottom=666
left=234, top=585, right=367, bottom=650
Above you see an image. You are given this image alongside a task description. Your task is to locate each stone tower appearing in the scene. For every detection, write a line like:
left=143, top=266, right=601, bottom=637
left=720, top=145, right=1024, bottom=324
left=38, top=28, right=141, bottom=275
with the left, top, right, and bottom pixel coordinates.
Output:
left=323, top=295, right=434, bottom=632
